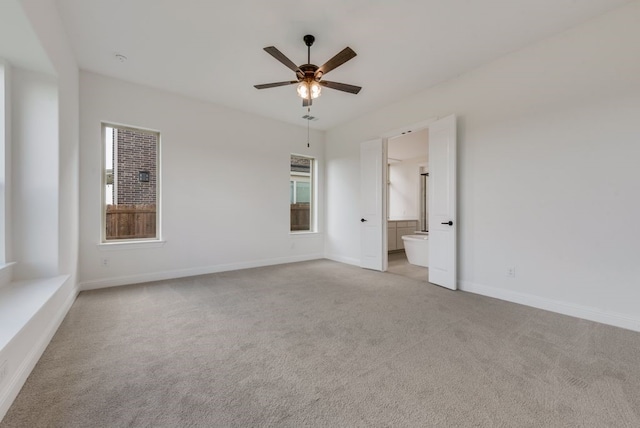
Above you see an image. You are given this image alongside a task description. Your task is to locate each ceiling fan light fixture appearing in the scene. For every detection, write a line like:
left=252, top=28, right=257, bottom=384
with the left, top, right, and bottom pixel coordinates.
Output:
left=310, top=81, right=322, bottom=99
left=297, top=80, right=321, bottom=100
left=296, top=81, right=309, bottom=99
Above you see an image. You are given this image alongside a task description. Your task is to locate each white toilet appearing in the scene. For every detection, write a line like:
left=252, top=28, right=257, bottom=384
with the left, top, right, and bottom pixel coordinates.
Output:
left=402, top=234, right=429, bottom=267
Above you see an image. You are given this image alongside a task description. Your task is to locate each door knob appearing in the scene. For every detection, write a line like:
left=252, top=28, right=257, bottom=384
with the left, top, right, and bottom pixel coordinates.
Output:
left=441, top=221, right=453, bottom=226
left=361, top=218, right=367, bottom=223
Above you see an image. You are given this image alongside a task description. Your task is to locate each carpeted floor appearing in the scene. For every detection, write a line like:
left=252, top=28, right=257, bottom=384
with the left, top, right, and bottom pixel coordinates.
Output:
left=2, top=259, right=640, bottom=427
left=387, top=250, right=428, bottom=280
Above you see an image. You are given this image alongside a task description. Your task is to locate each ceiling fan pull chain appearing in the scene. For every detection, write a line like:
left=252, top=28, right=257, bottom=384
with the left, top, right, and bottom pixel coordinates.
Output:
left=307, top=107, right=310, bottom=148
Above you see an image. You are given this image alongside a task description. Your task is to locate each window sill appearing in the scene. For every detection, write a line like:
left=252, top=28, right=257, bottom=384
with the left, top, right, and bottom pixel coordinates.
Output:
left=290, top=231, right=322, bottom=236
left=97, top=240, right=166, bottom=251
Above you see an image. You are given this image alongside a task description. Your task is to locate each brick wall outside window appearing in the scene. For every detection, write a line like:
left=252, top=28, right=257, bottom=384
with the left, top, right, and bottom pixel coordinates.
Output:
left=116, top=128, right=157, bottom=205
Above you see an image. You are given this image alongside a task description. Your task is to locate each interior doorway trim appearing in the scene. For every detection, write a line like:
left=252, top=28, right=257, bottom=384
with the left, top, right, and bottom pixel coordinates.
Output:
left=380, top=117, right=439, bottom=140
left=380, top=116, right=440, bottom=273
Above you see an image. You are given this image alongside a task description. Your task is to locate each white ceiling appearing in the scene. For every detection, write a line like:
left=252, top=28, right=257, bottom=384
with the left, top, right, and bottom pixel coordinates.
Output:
left=388, top=129, right=429, bottom=162
left=54, top=0, right=630, bottom=130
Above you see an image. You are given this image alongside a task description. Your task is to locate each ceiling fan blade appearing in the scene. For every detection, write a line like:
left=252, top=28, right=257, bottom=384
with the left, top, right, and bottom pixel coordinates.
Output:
left=319, top=80, right=362, bottom=94
left=263, top=46, right=302, bottom=74
left=302, top=98, right=312, bottom=107
left=254, top=81, right=298, bottom=90
left=316, top=47, right=357, bottom=77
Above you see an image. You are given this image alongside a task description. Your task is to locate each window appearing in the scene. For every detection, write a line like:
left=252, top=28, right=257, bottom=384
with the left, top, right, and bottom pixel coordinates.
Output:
left=290, top=154, right=315, bottom=232
left=102, top=124, right=159, bottom=241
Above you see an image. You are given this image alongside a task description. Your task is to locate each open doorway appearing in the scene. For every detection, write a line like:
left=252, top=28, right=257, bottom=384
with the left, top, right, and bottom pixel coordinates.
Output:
left=386, top=129, right=429, bottom=280
left=360, top=115, right=456, bottom=288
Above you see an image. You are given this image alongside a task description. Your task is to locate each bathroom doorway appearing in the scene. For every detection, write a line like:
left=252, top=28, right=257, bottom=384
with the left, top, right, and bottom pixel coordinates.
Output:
left=386, top=129, right=429, bottom=280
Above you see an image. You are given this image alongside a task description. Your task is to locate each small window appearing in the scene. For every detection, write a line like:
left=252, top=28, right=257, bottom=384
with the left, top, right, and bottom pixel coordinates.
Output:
left=290, top=154, right=315, bottom=232
left=103, top=124, right=159, bottom=241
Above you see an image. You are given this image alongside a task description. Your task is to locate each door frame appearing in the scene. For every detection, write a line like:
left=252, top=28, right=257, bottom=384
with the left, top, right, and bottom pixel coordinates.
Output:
left=380, top=117, right=442, bottom=272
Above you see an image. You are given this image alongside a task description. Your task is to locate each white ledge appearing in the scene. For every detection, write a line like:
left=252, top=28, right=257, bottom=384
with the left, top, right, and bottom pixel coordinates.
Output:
left=97, top=240, right=166, bottom=251
left=0, top=262, right=16, bottom=289
left=0, top=262, right=17, bottom=272
left=0, top=275, right=70, bottom=351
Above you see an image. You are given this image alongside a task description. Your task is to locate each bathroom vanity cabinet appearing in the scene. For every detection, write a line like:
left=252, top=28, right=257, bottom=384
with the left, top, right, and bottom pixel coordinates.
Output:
left=387, top=220, right=419, bottom=251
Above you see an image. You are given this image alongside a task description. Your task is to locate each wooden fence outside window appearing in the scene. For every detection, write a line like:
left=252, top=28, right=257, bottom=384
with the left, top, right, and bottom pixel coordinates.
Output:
left=107, top=203, right=309, bottom=237
left=290, top=203, right=311, bottom=231
left=106, top=204, right=156, bottom=240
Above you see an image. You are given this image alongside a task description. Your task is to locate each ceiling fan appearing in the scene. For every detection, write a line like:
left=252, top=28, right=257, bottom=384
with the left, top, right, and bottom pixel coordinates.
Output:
left=254, top=35, right=362, bottom=107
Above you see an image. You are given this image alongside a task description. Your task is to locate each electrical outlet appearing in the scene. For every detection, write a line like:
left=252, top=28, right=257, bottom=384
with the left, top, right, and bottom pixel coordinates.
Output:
left=0, top=360, right=7, bottom=384
left=506, top=267, right=516, bottom=278
left=102, top=258, right=110, bottom=268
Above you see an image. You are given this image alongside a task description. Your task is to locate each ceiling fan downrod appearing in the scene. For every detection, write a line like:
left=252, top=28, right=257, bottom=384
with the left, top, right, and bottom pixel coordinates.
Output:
left=303, top=34, right=315, bottom=65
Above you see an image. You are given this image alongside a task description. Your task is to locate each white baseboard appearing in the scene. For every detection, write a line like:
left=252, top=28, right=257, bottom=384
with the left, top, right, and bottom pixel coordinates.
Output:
left=459, top=280, right=640, bottom=333
left=80, top=253, right=325, bottom=291
left=324, top=254, right=360, bottom=267
left=0, top=279, right=77, bottom=421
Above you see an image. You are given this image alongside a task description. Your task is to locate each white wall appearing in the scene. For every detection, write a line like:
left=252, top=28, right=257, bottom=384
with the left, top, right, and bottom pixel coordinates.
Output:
left=387, top=131, right=429, bottom=222
left=12, top=0, right=80, bottom=281
left=0, top=0, right=80, bottom=420
left=11, top=68, right=59, bottom=279
left=79, top=72, right=325, bottom=288
left=19, top=0, right=81, bottom=282
left=388, top=157, right=426, bottom=221
left=325, top=2, right=640, bottom=330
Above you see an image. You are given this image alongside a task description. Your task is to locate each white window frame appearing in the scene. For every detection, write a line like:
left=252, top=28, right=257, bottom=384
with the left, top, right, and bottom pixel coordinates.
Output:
left=0, top=61, right=8, bottom=264
left=290, top=154, right=316, bottom=234
left=0, top=60, right=11, bottom=273
left=290, top=175, right=311, bottom=204
left=101, top=122, right=161, bottom=244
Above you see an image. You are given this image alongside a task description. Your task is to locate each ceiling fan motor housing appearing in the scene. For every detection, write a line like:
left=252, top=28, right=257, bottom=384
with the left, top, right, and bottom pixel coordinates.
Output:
left=299, top=64, right=321, bottom=81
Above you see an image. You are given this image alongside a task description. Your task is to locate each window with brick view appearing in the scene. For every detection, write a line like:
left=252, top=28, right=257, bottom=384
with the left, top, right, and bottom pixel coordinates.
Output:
left=103, top=124, right=159, bottom=241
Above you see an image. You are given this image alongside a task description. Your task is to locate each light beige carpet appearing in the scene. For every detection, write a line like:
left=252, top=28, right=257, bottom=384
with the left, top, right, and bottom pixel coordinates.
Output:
left=387, top=250, right=428, bottom=281
left=2, top=259, right=640, bottom=427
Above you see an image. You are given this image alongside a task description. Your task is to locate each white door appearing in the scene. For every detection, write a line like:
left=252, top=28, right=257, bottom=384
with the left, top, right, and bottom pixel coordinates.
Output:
left=428, top=115, right=457, bottom=289
left=360, top=139, right=384, bottom=271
